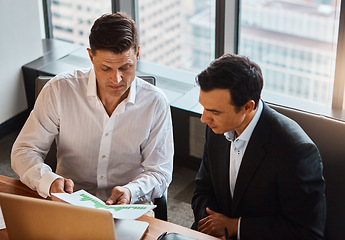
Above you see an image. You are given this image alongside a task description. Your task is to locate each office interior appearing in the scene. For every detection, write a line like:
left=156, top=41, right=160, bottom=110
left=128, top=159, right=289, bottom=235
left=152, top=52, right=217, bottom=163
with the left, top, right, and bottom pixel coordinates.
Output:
left=1, top=0, right=345, bottom=239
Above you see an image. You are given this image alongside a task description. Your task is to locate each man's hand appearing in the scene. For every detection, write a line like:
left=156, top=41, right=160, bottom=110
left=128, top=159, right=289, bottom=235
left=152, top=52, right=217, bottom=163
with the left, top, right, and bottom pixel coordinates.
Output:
left=106, top=186, right=131, bottom=205
left=50, top=178, right=74, bottom=202
left=198, top=208, right=239, bottom=238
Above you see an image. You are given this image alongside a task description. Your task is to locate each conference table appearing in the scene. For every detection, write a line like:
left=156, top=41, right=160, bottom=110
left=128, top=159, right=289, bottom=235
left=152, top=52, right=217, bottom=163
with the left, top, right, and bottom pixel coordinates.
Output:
left=0, top=175, right=218, bottom=240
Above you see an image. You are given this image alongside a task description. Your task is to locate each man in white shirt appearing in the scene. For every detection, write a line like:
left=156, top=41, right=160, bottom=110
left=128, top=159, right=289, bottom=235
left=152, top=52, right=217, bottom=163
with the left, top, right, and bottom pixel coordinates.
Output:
left=192, top=54, right=325, bottom=239
left=11, top=12, right=174, bottom=205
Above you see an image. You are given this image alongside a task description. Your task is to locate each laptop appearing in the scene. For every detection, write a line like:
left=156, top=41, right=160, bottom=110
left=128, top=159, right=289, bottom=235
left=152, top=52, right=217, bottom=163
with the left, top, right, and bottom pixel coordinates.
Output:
left=0, top=192, right=148, bottom=240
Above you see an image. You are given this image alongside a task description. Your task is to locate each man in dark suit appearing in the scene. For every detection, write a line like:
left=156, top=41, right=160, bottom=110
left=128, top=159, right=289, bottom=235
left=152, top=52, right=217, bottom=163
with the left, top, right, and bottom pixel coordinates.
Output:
left=191, top=54, right=326, bottom=239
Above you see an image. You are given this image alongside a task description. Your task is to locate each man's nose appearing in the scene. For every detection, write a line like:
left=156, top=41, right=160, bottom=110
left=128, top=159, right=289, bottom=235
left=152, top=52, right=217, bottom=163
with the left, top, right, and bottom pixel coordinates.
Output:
left=112, top=70, right=122, bottom=84
left=200, top=110, right=210, bottom=124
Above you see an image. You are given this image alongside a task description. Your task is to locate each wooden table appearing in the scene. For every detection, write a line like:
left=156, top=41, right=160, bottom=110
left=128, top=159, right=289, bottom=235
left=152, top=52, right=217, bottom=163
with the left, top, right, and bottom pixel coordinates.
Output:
left=0, top=175, right=218, bottom=240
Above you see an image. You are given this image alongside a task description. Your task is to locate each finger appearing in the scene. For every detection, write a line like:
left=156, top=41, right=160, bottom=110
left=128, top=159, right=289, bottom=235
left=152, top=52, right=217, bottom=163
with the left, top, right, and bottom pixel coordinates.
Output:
left=116, top=196, right=130, bottom=205
left=106, top=186, right=131, bottom=205
left=64, top=178, right=74, bottom=193
left=198, top=218, right=210, bottom=232
left=198, top=223, right=206, bottom=232
left=198, top=216, right=209, bottom=226
left=116, top=187, right=131, bottom=204
left=199, top=224, right=213, bottom=235
left=106, top=191, right=121, bottom=205
left=50, top=178, right=65, bottom=194
left=50, top=178, right=66, bottom=202
left=206, top=207, right=216, bottom=215
left=200, top=223, right=221, bottom=237
left=105, top=197, right=115, bottom=205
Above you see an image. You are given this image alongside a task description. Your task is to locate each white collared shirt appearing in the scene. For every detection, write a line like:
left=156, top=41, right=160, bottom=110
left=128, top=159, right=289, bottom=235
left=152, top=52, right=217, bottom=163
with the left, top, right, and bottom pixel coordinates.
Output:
left=224, top=100, right=263, bottom=197
left=224, top=100, right=263, bottom=239
left=11, top=68, right=174, bottom=203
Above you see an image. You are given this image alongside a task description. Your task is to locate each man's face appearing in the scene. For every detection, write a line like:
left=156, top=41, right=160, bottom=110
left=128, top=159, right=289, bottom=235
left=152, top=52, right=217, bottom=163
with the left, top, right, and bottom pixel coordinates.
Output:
left=88, top=47, right=139, bottom=99
left=199, top=89, right=248, bottom=135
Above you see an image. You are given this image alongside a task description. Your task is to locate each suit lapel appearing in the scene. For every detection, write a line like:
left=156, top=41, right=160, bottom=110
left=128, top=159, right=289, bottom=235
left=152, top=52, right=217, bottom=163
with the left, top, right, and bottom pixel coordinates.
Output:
left=231, top=103, right=272, bottom=215
left=219, top=138, right=232, bottom=215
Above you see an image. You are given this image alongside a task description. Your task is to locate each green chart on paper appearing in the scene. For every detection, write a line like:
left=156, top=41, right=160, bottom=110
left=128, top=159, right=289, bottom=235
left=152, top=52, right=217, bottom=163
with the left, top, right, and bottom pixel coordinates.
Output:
left=79, top=193, right=147, bottom=212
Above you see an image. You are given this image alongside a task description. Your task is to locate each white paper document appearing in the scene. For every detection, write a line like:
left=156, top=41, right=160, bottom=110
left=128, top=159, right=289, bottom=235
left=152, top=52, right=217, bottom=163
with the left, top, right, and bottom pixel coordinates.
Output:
left=52, top=190, right=156, bottom=219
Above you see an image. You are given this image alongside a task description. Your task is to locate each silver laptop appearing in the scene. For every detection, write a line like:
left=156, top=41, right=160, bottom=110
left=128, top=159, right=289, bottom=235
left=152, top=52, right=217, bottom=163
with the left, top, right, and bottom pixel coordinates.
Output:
left=0, top=192, right=148, bottom=240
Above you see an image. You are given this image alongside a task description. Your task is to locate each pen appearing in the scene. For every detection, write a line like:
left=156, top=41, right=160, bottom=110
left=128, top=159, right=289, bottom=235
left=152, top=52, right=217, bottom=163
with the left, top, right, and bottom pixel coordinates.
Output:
left=224, top=227, right=230, bottom=240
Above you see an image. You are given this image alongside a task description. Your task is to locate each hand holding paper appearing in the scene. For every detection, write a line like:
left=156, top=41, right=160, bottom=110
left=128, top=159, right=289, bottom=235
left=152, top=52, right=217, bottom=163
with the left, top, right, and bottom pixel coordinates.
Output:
left=52, top=190, right=155, bottom=219
left=106, top=186, right=131, bottom=205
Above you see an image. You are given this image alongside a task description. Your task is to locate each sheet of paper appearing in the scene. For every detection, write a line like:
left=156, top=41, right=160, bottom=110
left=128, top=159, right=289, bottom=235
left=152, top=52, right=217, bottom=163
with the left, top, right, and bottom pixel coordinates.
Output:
left=0, top=207, right=6, bottom=230
left=52, top=190, right=156, bottom=219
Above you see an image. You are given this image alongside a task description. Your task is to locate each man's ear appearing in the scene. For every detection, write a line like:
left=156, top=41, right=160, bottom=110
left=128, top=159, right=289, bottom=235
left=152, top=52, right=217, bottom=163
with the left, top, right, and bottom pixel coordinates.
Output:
left=87, top=48, right=94, bottom=64
left=243, top=100, right=255, bottom=113
left=136, top=46, right=140, bottom=60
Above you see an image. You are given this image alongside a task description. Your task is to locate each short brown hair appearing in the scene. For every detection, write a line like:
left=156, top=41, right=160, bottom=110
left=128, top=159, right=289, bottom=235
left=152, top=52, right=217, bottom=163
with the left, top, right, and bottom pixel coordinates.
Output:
left=89, top=12, right=138, bottom=55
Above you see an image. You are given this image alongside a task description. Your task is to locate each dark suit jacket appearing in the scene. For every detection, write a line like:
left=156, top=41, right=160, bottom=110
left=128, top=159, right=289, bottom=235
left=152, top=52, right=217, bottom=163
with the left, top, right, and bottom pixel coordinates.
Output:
left=192, top=102, right=326, bottom=240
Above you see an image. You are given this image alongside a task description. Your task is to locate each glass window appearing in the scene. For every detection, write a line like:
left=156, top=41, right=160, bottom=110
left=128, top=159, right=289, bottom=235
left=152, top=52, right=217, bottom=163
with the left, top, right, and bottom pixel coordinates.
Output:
left=49, top=0, right=111, bottom=46
left=238, top=0, right=341, bottom=107
left=137, top=0, right=216, bottom=74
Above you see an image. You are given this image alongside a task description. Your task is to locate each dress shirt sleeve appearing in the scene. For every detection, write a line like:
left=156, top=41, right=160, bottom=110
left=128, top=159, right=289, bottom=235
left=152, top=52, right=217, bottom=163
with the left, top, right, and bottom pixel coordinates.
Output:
left=11, top=80, right=62, bottom=198
left=237, top=217, right=241, bottom=240
left=123, top=100, right=174, bottom=204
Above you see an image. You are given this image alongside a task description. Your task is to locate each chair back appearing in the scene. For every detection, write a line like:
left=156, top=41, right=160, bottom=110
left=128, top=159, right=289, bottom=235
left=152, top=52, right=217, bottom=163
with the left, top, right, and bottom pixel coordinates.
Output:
left=269, top=103, right=345, bottom=239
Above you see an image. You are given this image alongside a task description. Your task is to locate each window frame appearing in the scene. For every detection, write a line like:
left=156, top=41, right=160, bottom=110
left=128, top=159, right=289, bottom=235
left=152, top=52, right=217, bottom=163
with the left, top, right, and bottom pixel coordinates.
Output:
left=333, top=0, right=345, bottom=110
left=224, top=0, right=345, bottom=119
left=42, top=0, right=53, bottom=38
left=42, top=0, right=345, bottom=120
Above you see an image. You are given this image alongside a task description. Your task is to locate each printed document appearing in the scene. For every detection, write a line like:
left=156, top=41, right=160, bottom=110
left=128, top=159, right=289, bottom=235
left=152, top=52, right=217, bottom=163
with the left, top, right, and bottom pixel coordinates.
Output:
left=52, top=189, right=156, bottom=219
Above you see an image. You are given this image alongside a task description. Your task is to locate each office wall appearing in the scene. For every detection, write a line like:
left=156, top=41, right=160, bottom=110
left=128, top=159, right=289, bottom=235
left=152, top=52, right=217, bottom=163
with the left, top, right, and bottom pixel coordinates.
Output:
left=0, top=0, right=43, bottom=124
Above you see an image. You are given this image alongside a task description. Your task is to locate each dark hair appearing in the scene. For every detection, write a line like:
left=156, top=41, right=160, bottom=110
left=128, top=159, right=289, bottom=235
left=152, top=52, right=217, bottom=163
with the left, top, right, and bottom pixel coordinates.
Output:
left=196, top=53, right=263, bottom=111
left=89, top=12, right=138, bottom=55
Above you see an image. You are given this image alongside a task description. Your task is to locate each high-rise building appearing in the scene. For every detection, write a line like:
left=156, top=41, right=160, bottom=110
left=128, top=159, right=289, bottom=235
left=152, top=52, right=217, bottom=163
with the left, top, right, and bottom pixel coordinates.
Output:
left=50, top=0, right=111, bottom=45
left=137, top=0, right=184, bottom=69
left=239, top=0, right=340, bottom=104
left=49, top=0, right=340, bottom=105
left=137, top=0, right=215, bottom=73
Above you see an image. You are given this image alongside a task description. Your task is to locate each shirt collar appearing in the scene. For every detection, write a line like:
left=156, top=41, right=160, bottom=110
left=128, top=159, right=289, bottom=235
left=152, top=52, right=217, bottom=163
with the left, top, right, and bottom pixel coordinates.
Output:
left=126, top=77, right=136, bottom=105
left=87, top=68, right=97, bottom=97
left=86, top=68, right=137, bottom=105
left=224, top=100, right=263, bottom=142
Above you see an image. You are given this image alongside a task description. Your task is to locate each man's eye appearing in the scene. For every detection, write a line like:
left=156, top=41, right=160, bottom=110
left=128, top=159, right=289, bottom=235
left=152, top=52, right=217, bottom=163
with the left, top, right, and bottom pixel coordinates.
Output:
left=102, top=68, right=111, bottom=72
left=120, top=65, right=131, bottom=71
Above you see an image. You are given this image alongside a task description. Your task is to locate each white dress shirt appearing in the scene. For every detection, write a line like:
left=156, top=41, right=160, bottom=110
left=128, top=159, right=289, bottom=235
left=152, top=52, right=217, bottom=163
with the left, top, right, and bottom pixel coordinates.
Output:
left=224, top=100, right=263, bottom=239
left=224, top=100, right=263, bottom=196
left=11, top=68, right=174, bottom=203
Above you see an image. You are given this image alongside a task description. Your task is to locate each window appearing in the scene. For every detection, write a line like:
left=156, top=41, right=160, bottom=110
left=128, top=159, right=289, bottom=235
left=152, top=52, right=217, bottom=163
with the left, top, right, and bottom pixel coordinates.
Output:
left=49, top=0, right=111, bottom=46
left=238, top=0, right=341, bottom=108
left=136, top=0, right=216, bottom=74
left=43, top=0, right=345, bottom=117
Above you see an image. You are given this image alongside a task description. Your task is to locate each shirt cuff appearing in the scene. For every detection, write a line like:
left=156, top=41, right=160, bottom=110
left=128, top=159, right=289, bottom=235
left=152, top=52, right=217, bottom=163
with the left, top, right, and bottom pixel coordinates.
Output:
left=38, top=171, right=62, bottom=198
left=237, top=217, right=241, bottom=240
left=123, top=182, right=146, bottom=204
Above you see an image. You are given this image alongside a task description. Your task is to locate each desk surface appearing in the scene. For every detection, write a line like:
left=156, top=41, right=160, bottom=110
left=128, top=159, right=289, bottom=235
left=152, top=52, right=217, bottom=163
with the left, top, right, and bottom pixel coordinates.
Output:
left=0, top=175, right=217, bottom=240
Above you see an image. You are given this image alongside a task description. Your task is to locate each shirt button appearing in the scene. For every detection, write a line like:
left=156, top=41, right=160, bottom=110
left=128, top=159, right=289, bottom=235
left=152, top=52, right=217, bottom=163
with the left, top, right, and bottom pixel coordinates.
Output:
left=105, top=133, right=109, bottom=136
left=100, top=176, right=104, bottom=179
left=102, top=155, right=106, bottom=158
